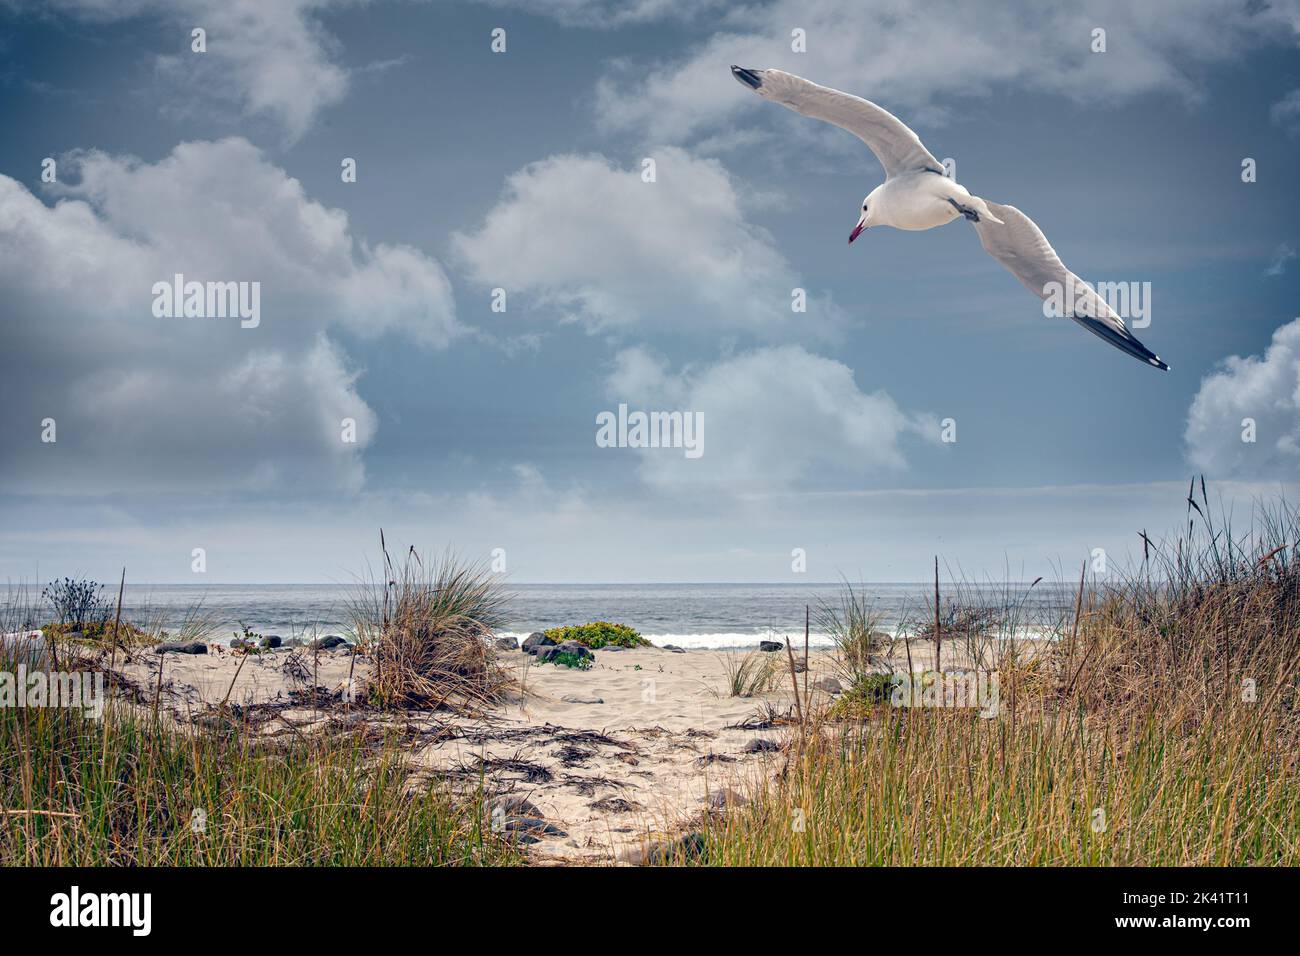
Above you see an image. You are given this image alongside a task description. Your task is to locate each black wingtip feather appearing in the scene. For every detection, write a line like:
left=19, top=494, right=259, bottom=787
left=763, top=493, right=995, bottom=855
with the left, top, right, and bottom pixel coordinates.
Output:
left=731, top=65, right=763, bottom=90
left=1068, top=314, right=1171, bottom=371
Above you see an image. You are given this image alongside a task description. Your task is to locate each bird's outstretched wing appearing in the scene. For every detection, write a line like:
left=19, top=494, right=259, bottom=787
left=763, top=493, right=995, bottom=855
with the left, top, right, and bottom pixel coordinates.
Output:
left=973, top=202, right=1170, bottom=371
left=731, top=66, right=943, bottom=179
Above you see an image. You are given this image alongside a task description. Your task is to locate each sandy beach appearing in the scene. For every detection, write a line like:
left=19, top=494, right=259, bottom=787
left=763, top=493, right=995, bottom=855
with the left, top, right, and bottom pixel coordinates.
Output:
left=108, top=634, right=1014, bottom=864
left=110, top=641, right=838, bottom=863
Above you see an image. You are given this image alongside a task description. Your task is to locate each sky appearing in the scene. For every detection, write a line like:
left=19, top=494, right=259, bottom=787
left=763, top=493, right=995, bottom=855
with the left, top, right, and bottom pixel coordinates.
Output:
left=1, top=0, right=1298, bottom=584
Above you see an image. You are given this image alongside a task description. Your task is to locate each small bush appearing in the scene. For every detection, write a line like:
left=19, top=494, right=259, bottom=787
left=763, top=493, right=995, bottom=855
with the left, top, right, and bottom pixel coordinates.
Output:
left=41, top=577, right=112, bottom=632
left=41, top=620, right=151, bottom=646
left=543, top=621, right=648, bottom=649
left=828, top=673, right=899, bottom=719
left=537, top=650, right=593, bottom=670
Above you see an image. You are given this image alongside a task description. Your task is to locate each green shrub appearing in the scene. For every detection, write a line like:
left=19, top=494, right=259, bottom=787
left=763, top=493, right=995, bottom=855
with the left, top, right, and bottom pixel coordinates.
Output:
left=543, top=620, right=648, bottom=649
left=537, top=650, right=593, bottom=670
left=828, top=673, right=899, bottom=719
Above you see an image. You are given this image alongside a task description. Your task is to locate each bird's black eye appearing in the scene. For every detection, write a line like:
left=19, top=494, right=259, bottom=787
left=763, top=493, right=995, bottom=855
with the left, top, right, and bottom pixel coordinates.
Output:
left=862, top=204, right=868, bottom=211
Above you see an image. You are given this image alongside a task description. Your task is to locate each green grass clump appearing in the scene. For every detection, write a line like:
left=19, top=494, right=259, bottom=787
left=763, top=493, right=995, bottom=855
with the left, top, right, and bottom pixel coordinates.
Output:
left=826, top=673, right=898, bottom=719
left=543, top=621, right=648, bottom=649
left=41, top=620, right=154, bottom=646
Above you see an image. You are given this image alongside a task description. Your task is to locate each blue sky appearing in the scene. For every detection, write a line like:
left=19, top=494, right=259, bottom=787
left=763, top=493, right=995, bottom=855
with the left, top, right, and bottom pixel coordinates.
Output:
left=1, top=0, right=1298, bottom=583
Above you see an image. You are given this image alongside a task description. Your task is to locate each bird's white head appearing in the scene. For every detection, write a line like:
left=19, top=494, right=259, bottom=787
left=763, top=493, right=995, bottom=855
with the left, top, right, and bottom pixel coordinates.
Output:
left=849, top=190, right=880, bottom=244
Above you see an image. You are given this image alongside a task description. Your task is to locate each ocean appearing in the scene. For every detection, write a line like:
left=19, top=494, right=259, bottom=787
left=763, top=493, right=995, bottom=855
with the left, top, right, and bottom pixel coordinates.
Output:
left=11, top=581, right=1076, bottom=648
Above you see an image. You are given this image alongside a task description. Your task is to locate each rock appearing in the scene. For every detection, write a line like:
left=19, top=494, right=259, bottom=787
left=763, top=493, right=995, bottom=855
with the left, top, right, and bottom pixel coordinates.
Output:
left=489, top=794, right=541, bottom=819
left=758, top=640, right=783, bottom=652
left=521, top=632, right=556, bottom=655
left=791, top=659, right=808, bottom=673
left=561, top=694, right=604, bottom=704
left=310, top=635, right=347, bottom=650
left=494, top=635, right=519, bottom=651
left=503, top=816, right=566, bottom=837
left=625, top=831, right=706, bottom=865
left=230, top=638, right=253, bottom=652
left=743, top=738, right=781, bottom=754
left=538, top=640, right=592, bottom=663
left=662, top=644, right=687, bottom=653
left=705, top=788, right=749, bottom=810
left=259, top=635, right=282, bottom=649
left=814, top=676, right=843, bottom=694
left=155, top=641, right=207, bottom=655
left=601, top=645, right=625, bottom=652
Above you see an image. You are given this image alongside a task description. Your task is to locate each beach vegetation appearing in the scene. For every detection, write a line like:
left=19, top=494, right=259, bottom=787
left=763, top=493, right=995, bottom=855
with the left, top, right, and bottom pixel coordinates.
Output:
left=668, top=490, right=1300, bottom=866
left=543, top=620, right=648, bottom=649
left=350, top=539, right=512, bottom=710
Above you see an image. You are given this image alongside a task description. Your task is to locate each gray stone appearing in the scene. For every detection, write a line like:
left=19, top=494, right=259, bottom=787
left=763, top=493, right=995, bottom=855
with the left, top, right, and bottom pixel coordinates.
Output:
left=503, top=816, right=566, bottom=837
left=624, top=831, right=706, bottom=865
left=705, top=788, right=749, bottom=810
left=662, top=644, right=687, bottom=653
left=561, top=694, right=604, bottom=704
left=310, top=635, right=347, bottom=650
left=155, top=641, right=207, bottom=655
left=489, top=794, right=541, bottom=819
left=743, top=737, right=781, bottom=754
left=494, top=635, right=519, bottom=650
left=259, top=635, right=282, bottom=649
left=538, top=640, right=592, bottom=663
left=814, top=676, right=843, bottom=694
left=521, top=632, right=556, bottom=655
left=758, top=640, right=783, bottom=652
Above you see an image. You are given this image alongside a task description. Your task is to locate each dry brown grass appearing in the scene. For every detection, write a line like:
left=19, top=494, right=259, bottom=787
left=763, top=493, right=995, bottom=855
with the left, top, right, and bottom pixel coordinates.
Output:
left=350, top=536, right=512, bottom=712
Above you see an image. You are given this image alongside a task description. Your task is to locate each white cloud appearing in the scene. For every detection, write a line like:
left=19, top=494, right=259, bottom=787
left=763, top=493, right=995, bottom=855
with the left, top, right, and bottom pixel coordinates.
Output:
left=604, top=345, right=938, bottom=489
left=1271, top=88, right=1300, bottom=136
left=1185, top=318, right=1300, bottom=478
left=0, top=137, right=462, bottom=494
left=44, top=0, right=350, bottom=140
left=595, top=0, right=1300, bottom=145
left=453, top=148, right=843, bottom=339
left=469, top=0, right=722, bottom=29
left=1266, top=240, right=1296, bottom=277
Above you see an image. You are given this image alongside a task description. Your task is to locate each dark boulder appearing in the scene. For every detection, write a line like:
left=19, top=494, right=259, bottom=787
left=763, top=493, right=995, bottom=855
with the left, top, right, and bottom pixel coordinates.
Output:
left=155, top=641, right=207, bottom=655
left=521, top=632, right=556, bottom=655
left=758, top=640, right=783, bottom=652
left=537, top=640, right=593, bottom=664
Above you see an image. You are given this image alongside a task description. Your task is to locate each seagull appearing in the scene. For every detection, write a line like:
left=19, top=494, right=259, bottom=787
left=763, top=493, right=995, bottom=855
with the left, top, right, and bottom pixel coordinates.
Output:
left=730, top=66, right=1170, bottom=371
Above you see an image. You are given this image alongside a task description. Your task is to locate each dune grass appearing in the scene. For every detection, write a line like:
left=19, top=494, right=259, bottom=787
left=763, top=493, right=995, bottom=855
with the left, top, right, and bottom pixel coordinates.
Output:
left=349, top=540, right=511, bottom=711
left=0, top=665, right=521, bottom=866
left=1, top=565, right=519, bottom=867
left=677, top=490, right=1300, bottom=866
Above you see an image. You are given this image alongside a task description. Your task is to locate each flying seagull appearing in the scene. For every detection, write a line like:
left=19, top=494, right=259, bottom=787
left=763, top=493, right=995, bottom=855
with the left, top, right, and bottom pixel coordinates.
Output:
left=730, top=66, right=1170, bottom=371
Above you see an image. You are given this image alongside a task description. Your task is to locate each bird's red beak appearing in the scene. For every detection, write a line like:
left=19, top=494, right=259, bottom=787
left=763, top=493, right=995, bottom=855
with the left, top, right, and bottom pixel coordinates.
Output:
left=848, top=220, right=866, bottom=244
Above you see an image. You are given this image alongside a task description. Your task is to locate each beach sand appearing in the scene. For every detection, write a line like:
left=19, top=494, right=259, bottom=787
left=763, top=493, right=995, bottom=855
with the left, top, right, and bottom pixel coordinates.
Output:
left=112, top=637, right=1014, bottom=863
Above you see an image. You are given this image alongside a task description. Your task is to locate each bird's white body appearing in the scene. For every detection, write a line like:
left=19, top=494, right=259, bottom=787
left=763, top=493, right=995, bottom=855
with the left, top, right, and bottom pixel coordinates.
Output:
left=867, top=172, right=970, bottom=231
